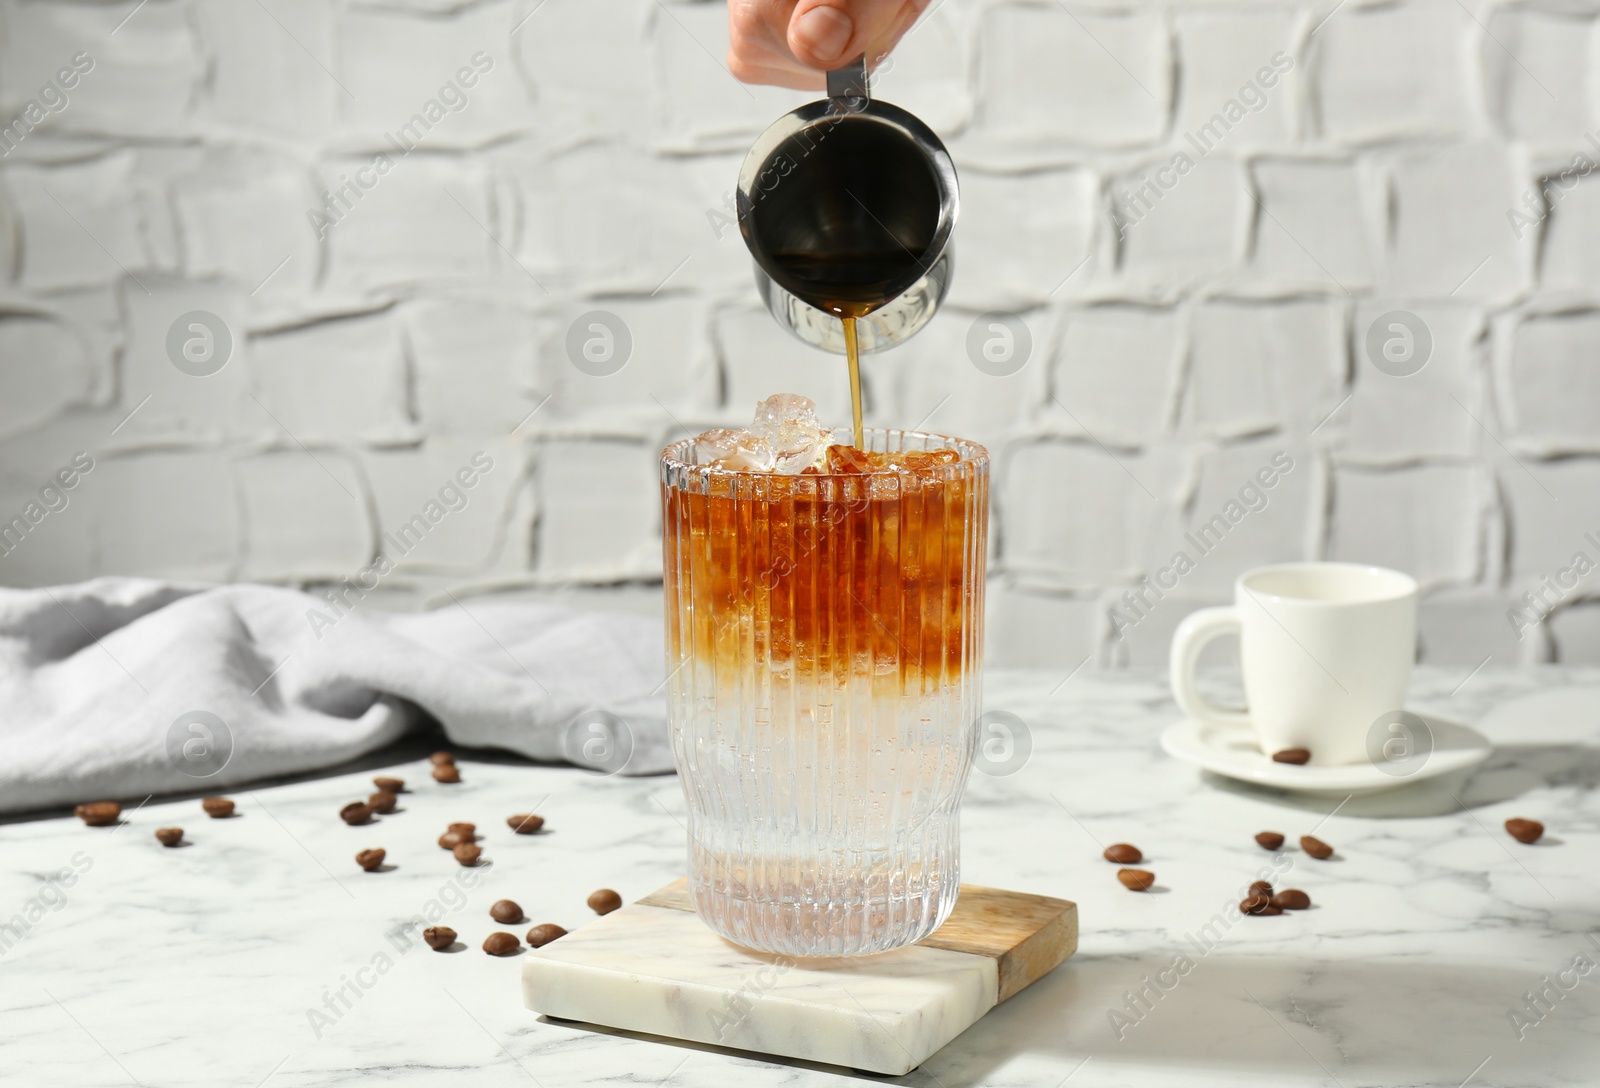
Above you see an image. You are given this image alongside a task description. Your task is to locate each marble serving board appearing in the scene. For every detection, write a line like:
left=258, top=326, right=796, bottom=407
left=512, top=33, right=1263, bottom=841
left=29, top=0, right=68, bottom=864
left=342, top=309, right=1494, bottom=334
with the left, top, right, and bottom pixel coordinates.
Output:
left=522, top=878, right=1078, bottom=1075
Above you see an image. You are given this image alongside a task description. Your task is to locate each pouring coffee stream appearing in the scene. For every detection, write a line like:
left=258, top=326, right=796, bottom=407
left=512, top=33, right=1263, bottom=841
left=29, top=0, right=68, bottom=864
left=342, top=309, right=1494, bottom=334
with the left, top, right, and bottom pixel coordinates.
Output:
left=737, top=54, right=959, bottom=446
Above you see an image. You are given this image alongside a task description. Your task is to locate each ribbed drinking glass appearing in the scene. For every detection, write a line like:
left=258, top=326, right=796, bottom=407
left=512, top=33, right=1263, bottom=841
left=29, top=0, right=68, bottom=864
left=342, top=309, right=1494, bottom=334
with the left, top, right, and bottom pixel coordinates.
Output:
left=660, top=429, right=988, bottom=956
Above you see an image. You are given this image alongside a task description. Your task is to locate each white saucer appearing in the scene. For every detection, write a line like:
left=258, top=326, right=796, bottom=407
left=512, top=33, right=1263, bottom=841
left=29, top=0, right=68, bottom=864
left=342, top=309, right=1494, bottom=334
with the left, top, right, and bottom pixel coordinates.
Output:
left=1159, top=713, right=1493, bottom=794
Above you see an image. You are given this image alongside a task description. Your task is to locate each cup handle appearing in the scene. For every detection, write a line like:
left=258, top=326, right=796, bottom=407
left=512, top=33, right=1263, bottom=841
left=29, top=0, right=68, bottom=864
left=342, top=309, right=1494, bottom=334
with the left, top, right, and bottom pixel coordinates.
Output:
left=1169, top=606, right=1250, bottom=727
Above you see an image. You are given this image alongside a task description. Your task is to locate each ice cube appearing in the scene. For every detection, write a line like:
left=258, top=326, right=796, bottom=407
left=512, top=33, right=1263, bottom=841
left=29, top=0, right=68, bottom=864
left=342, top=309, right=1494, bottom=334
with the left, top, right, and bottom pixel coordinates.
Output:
left=771, top=432, right=833, bottom=474
left=695, top=428, right=776, bottom=471
left=751, top=393, right=819, bottom=436
left=750, top=394, right=833, bottom=475
left=694, top=429, right=740, bottom=463
left=825, top=445, right=872, bottom=474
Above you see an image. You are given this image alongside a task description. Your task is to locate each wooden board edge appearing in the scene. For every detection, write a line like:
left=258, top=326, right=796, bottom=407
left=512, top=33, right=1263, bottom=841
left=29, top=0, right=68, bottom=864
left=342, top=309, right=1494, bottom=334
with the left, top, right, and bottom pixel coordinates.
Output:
left=995, top=901, right=1078, bottom=1002
left=918, top=884, right=1076, bottom=960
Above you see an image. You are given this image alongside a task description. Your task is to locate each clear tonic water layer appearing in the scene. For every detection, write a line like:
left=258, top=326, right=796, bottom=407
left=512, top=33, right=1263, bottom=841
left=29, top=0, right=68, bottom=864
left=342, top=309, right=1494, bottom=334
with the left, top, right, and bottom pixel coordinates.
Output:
left=660, top=421, right=989, bottom=956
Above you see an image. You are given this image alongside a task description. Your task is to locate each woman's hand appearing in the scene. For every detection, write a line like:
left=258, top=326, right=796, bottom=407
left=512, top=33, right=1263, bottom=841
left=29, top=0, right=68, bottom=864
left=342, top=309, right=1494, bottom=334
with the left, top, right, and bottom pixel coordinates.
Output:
left=728, top=0, right=927, bottom=89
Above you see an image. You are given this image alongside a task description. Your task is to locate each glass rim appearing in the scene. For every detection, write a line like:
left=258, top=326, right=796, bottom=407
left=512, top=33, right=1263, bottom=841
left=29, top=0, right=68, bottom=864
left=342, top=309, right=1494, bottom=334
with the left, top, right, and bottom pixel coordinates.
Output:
left=660, top=426, right=989, bottom=481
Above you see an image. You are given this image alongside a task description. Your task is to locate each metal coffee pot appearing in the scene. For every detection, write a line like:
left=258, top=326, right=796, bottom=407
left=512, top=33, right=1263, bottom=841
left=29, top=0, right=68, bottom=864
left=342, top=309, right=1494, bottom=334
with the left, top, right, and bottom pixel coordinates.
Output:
left=736, top=56, right=958, bottom=356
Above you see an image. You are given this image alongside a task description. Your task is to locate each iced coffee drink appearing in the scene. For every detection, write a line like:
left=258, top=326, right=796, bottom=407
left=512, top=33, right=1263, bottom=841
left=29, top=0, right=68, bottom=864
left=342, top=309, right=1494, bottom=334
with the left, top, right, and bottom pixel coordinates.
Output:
left=661, top=395, right=988, bottom=956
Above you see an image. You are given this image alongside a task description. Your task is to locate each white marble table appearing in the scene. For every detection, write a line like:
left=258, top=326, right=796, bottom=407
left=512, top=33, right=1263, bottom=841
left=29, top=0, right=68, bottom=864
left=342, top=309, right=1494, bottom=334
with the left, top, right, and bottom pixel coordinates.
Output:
left=3, top=666, right=1596, bottom=1088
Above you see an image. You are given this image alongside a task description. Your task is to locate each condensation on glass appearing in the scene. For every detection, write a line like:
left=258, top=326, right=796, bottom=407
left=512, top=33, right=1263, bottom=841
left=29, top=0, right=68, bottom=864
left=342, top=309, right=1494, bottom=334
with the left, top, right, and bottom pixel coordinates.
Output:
left=660, top=430, right=989, bottom=956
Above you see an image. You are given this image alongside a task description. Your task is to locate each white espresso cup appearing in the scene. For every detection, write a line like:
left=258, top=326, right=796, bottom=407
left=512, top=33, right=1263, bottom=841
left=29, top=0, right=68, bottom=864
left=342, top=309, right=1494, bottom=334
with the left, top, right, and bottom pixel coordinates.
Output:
left=1169, top=563, right=1419, bottom=766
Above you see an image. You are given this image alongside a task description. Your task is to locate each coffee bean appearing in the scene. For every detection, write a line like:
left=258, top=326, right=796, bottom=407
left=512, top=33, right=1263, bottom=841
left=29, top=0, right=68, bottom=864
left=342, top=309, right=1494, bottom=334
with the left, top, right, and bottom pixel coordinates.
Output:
left=1272, top=748, right=1311, bottom=765
left=1116, top=868, right=1155, bottom=892
left=355, top=848, right=386, bottom=872
left=368, top=791, right=398, bottom=814
left=154, top=827, right=183, bottom=847
left=1272, top=889, right=1311, bottom=910
left=490, top=899, right=523, bottom=924
left=423, top=926, right=457, bottom=951
left=1505, top=818, right=1544, bottom=845
left=1300, top=835, right=1334, bottom=859
left=525, top=923, right=567, bottom=948
left=1240, top=894, right=1281, bottom=916
left=75, top=801, right=121, bottom=827
left=508, top=814, right=545, bottom=835
left=1255, top=831, right=1285, bottom=851
left=483, top=932, right=520, bottom=956
left=432, top=764, right=461, bottom=784
left=587, top=888, right=623, bottom=914
left=430, top=751, right=455, bottom=766
left=436, top=824, right=475, bottom=849
left=453, top=842, right=482, bottom=867
left=1249, top=880, right=1273, bottom=898
left=373, top=777, right=404, bottom=793
left=201, top=797, right=235, bottom=818
left=340, top=802, right=373, bottom=825
left=1103, top=843, right=1142, bottom=864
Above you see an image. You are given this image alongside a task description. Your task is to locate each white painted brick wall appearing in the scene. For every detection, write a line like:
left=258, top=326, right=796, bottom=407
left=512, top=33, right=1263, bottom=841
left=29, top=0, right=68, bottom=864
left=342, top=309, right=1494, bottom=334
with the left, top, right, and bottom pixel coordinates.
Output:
left=2, top=0, right=1597, bottom=672
left=948, top=166, right=1096, bottom=309
left=1341, top=303, right=1483, bottom=462
left=1050, top=305, right=1184, bottom=444
left=976, top=5, right=1171, bottom=149
left=1185, top=298, right=1344, bottom=436
left=1250, top=157, right=1377, bottom=287
left=1313, top=4, right=1475, bottom=141
left=1482, top=6, right=1594, bottom=142
left=1539, top=173, right=1600, bottom=289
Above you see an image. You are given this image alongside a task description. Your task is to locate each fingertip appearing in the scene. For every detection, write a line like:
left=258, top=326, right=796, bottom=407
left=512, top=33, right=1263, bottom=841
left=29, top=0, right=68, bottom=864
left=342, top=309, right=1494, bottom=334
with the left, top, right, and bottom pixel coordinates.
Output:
left=789, top=4, right=855, bottom=68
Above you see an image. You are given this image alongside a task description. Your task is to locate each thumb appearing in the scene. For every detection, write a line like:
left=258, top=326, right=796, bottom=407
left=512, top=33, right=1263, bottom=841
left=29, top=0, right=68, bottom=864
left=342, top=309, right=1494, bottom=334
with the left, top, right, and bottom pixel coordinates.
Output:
left=787, top=0, right=911, bottom=70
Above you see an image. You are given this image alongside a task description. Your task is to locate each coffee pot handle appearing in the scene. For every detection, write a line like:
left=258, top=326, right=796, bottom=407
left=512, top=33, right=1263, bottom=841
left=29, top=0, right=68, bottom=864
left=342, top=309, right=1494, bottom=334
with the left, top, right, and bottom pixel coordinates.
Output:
left=826, top=55, right=869, bottom=106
